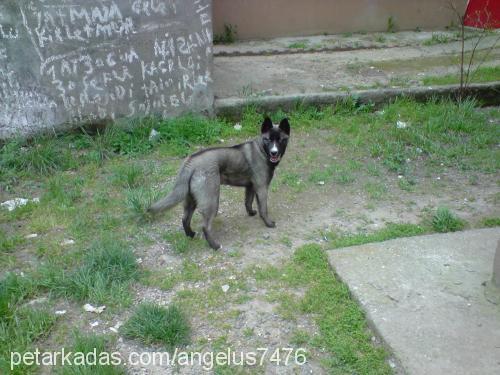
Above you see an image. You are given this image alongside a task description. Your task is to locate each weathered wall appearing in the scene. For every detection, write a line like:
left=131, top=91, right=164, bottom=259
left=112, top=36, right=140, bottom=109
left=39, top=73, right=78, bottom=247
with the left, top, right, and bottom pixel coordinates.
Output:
left=0, top=0, right=213, bottom=139
left=213, top=0, right=468, bottom=40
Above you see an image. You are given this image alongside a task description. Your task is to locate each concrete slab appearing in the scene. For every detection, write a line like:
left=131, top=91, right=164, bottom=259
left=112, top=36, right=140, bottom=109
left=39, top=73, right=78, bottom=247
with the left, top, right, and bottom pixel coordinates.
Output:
left=327, top=228, right=500, bottom=375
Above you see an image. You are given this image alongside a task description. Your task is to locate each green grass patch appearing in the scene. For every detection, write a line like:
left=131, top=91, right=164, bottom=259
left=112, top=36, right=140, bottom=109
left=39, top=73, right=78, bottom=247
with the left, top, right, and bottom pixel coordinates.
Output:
left=37, top=237, right=139, bottom=305
left=121, top=303, right=190, bottom=350
left=288, top=41, right=309, bottom=49
left=422, top=66, right=500, bottom=86
left=480, top=217, right=500, bottom=228
left=431, top=207, right=465, bottom=232
left=0, top=273, right=56, bottom=374
left=58, top=332, right=125, bottom=375
left=325, top=223, right=429, bottom=249
left=287, top=244, right=391, bottom=373
left=422, top=33, right=452, bottom=46
left=0, top=230, right=24, bottom=253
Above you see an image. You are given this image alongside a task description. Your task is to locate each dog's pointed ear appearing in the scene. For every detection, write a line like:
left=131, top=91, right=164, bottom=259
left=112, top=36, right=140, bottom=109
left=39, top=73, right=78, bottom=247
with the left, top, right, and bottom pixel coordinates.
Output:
left=279, top=118, right=290, bottom=135
left=261, top=117, right=273, bottom=134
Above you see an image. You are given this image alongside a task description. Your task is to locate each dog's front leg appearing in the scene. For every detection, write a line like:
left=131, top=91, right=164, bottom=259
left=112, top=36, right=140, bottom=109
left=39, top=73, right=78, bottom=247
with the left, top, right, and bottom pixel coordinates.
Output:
left=245, top=186, right=257, bottom=216
left=255, top=187, right=275, bottom=228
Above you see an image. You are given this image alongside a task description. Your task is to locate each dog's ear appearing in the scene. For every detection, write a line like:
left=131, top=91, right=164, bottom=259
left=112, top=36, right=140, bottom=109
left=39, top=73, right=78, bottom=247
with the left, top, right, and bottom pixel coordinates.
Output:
left=261, top=117, right=273, bottom=134
left=279, top=118, right=290, bottom=135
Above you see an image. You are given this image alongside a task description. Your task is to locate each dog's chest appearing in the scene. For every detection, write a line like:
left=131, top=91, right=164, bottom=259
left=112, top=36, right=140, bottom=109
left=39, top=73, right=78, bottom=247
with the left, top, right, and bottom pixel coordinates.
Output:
left=220, top=171, right=252, bottom=186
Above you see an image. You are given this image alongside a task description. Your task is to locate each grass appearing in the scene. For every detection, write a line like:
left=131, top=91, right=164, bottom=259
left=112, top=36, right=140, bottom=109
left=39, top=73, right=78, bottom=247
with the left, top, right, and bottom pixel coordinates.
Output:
left=422, top=33, right=452, bottom=46
left=480, top=217, right=500, bottom=227
left=325, top=223, right=429, bottom=249
left=279, top=244, right=391, bottom=374
left=58, top=332, right=125, bottom=375
left=288, top=41, right=309, bottom=49
left=121, top=303, right=190, bottom=349
left=0, top=273, right=56, bottom=374
left=0, top=98, right=498, bottom=373
left=162, top=231, right=205, bottom=254
left=422, top=65, right=500, bottom=86
left=431, top=207, right=465, bottom=232
left=0, top=229, right=24, bottom=253
left=37, top=237, right=139, bottom=305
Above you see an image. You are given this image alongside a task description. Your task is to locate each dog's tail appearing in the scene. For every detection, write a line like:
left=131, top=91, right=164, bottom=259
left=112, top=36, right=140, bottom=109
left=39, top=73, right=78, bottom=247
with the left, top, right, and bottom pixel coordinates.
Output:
left=148, top=166, right=192, bottom=214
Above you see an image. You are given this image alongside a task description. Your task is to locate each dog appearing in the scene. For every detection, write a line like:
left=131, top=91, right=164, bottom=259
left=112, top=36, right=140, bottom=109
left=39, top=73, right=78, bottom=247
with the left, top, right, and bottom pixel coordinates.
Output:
left=148, top=117, right=290, bottom=249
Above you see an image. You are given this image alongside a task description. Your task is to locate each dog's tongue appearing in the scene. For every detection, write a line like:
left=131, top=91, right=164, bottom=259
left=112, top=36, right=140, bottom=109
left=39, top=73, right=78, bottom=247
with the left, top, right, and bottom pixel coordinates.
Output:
left=270, top=155, right=280, bottom=163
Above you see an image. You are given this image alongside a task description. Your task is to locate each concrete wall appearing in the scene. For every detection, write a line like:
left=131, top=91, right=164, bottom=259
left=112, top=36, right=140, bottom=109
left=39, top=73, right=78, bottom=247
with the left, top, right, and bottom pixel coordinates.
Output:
left=0, top=0, right=213, bottom=139
left=213, top=0, right=468, bottom=40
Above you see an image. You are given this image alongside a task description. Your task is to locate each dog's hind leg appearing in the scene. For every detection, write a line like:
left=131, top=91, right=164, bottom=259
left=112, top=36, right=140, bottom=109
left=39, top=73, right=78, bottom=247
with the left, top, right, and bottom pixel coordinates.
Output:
left=201, top=209, right=220, bottom=250
left=191, top=170, right=221, bottom=250
left=245, top=186, right=257, bottom=216
left=182, top=194, right=196, bottom=238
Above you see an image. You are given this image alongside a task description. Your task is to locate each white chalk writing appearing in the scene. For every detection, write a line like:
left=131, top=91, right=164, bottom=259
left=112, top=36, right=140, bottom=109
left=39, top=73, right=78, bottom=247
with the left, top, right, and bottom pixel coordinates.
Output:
left=1, top=0, right=213, bottom=135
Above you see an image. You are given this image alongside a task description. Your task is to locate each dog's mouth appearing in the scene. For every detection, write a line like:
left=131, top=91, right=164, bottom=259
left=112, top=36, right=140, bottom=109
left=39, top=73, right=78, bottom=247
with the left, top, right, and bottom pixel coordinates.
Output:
left=270, top=155, right=281, bottom=163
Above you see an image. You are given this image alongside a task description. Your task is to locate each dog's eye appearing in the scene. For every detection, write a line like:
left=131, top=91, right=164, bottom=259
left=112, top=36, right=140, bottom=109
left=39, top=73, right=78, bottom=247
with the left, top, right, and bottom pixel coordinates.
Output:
left=263, top=138, right=270, bottom=143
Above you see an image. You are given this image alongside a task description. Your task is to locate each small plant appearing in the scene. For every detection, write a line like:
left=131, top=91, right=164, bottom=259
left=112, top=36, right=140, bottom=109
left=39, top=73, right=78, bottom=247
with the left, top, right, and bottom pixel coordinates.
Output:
left=126, top=187, right=158, bottom=222
left=288, top=41, right=308, bottom=49
left=387, top=16, right=396, bottom=33
left=121, top=303, right=190, bottom=349
left=432, top=207, right=465, bottom=232
left=0, top=230, right=24, bottom=253
left=213, top=23, right=237, bottom=44
left=422, top=33, right=452, bottom=46
left=374, top=35, right=386, bottom=43
left=111, top=164, right=144, bottom=188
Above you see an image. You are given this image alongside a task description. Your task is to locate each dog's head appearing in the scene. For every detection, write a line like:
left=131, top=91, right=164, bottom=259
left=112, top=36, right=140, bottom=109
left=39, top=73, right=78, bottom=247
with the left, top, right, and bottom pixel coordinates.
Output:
left=260, top=117, right=290, bottom=164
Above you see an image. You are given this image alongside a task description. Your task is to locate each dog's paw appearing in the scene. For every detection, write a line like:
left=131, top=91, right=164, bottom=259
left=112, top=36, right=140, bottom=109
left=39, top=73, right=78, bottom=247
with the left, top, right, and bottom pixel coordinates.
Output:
left=247, top=209, right=257, bottom=216
left=265, top=220, right=276, bottom=228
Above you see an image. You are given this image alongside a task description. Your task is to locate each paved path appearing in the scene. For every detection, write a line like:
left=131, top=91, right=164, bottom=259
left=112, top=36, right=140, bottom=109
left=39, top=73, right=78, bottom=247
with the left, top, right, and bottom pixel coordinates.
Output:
left=214, top=31, right=500, bottom=99
left=327, top=228, right=500, bottom=375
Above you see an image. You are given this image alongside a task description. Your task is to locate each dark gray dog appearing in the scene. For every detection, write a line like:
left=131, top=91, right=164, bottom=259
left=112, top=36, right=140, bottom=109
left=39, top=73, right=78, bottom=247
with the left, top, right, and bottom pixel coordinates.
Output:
left=148, top=117, right=290, bottom=249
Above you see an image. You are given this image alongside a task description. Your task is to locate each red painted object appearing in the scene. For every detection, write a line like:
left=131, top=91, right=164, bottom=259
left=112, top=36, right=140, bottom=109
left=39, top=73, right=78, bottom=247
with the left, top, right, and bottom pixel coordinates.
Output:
left=464, top=0, right=500, bottom=28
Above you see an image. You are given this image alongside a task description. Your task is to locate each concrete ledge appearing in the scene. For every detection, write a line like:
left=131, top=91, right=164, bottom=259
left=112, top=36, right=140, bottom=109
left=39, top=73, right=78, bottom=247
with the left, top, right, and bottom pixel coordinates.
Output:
left=328, top=228, right=500, bottom=375
left=215, top=82, right=500, bottom=119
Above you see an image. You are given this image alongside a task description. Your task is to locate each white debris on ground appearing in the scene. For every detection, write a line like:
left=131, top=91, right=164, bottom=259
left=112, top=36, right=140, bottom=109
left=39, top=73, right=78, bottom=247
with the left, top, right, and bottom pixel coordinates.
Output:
left=396, top=120, right=408, bottom=129
left=233, top=123, right=242, bottom=131
left=55, top=310, right=67, bottom=315
left=221, top=284, right=230, bottom=293
left=149, top=128, right=160, bottom=142
left=1, top=197, right=40, bottom=211
left=61, top=239, right=75, bottom=246
left=109, top=322, right=123, bottom=333
left=25, top=233, right=38, bottom=239
left=83, top=304, right=106, bottom=314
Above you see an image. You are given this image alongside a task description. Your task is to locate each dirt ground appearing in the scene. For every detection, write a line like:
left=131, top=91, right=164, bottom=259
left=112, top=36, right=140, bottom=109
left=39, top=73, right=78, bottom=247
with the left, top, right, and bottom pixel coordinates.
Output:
left=114, top=126, right=497, bottom=373
left=213, top=31, right=500, bottom=98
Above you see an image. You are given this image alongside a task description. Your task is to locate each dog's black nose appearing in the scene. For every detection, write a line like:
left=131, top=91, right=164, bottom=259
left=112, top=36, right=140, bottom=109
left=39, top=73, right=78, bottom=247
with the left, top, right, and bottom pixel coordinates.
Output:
left=270, top=150, right=278, bottom=156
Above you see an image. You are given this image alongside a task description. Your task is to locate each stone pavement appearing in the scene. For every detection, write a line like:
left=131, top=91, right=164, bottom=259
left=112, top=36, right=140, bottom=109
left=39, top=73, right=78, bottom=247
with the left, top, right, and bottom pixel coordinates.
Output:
left=327, top=228, right=500, bottom=375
